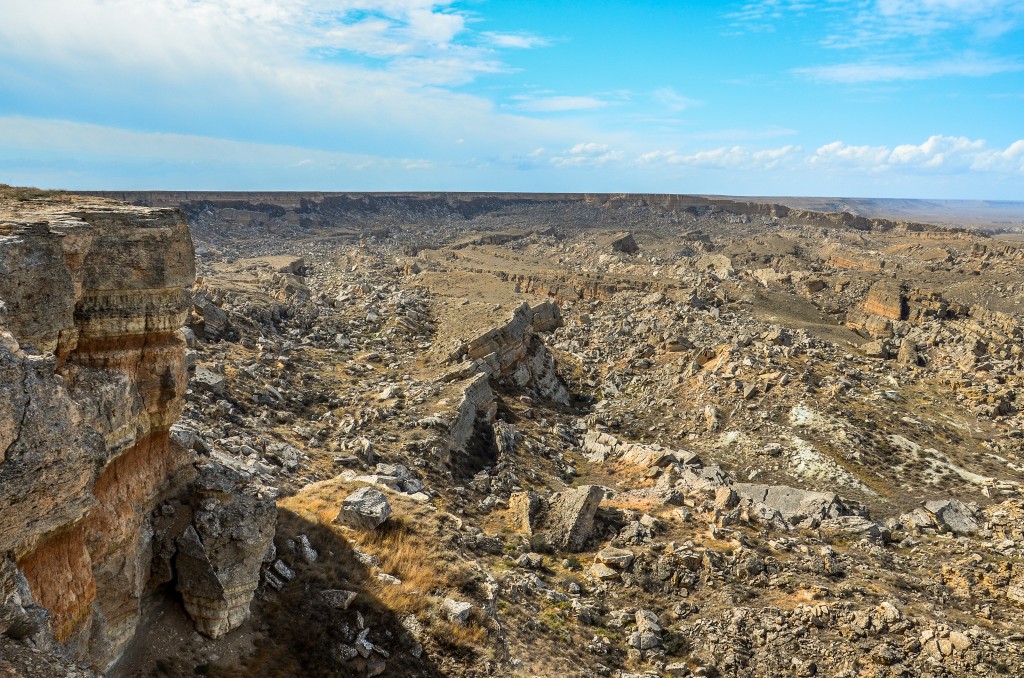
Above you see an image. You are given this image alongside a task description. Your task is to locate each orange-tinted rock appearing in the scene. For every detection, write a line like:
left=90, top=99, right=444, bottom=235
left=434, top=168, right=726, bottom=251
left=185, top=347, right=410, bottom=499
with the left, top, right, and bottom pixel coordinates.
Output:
left=861, top=281, right=906, bottom=321
left=0, top=195, right=195, bottom=668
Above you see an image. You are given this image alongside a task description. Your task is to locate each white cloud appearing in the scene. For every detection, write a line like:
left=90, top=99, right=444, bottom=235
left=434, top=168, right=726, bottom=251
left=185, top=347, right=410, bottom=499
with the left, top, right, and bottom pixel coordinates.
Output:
left=550, top=143, right=623, bottom=168
left=689, top=127, right=799, bottom=142
left=401, top=158, right=436, bottom=169
left=725, top=0, right=818, bottom=33
left=511, top=95, right=612, bottom=112
left=727, top=1, right=1024, bottom=83
left=652, top=87, right=701, bottom=111
left=482, top=32, right=549, bottom=49
left=811, top=141, right=891, bottom=169
left=972, top=139, right=1024, bottom=172
left=637, top=136, right=1024, bottom=176
left=0, top=1, right=528, bottom=92
left=811, top=135, right=1024, bottom=173
left=765, top=0, right=1024, bottom=47
left=889, top=135, right=984, bottom=169
left=795, top=54, right=1022, bottom=83
left=638, top=144, right=801, bottom=170
left=0, top=115, right=399, bottom=168
left=862, top=0, right=1024, bottom=41
left=0, top=0, right=618, bottom=165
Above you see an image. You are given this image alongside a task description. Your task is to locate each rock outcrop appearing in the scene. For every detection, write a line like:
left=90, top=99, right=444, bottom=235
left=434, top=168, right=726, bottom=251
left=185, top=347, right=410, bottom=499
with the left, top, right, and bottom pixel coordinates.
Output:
left=152, top=463, right=277, bottom=639
left=511, top=485, right=605, bottom=552
left=0, top=197, right=195, bottom=667
left=449, top=300, right=567, bottom=403
left=607, top=232, right=639, bottom=254
left=733, top=483, right=848, bottom=528
left=439, top=300, right=568, bottom=462
left=846, top=280, right=906, bottom=338
left=335, top=486, right=393, bottom=530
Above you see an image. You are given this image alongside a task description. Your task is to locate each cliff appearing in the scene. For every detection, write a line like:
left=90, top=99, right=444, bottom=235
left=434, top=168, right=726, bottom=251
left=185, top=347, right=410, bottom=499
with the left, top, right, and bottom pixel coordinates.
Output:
left=0, top=195, right=196, bottom=668
left=85, top=190, right=979, bottom=237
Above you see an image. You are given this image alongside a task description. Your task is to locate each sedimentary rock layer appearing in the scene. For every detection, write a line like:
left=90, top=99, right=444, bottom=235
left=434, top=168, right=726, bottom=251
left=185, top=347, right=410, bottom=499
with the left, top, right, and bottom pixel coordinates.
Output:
left=0, top=197, right=196, bottom=667
left=166, top=464, right=276, bottom=639
left=439, top=301, right=569, bottom=460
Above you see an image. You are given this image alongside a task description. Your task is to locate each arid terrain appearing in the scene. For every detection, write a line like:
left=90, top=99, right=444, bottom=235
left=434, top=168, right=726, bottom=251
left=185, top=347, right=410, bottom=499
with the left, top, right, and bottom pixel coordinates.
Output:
left=4, top=188, right=1024, bottom=677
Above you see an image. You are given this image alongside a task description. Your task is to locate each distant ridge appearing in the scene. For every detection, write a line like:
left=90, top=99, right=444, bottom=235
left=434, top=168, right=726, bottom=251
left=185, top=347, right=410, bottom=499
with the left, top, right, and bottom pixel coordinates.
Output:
left=76, top=191, right=1024, bottom=232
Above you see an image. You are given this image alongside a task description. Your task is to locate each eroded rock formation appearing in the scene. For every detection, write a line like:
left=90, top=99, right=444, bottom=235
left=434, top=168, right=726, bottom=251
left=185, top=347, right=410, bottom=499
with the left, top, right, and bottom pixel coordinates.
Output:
left=438, top=300, right=568, bottom=462
left=0, top=197, right=195, bottom=667
left=151, top=463, right=277, bottom=639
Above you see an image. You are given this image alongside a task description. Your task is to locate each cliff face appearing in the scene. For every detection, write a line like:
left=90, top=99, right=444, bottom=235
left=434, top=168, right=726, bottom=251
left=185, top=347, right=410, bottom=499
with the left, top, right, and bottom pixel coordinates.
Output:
left=0, top=197, right=196, bottom=667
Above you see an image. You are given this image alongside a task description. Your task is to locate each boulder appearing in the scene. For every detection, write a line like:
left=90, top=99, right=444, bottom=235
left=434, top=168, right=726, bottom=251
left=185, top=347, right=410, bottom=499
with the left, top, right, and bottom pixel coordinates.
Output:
left=171, top=463, right=277, bottom=639
left=628, top=609, right=663, bottom=650
left=924, top=499, right=979, bottom=535
left=860, top=339, right=889, bottom=359
left=597, top=547, right=635, bottom=570
left=441, top=598, right=473, bottom=626
left=508, top=490, right=545, bottom=534
left=590, top=563, right=619, bottom=581
left=697, top=254, right=735, bottom=278
left=493, top=421, right=519, bottom=456
left=735, top=483, right=847, bottom=527
left=819, top=516, right=888, bottom=542
left=896, top=339, right=922, bottom=366
left=0, top=555, right=45, bottom=640
left=510, top=486, right=603, bottom=551
left=191, top=296, right=230, bottom=340
left=609, top=232, right=639, bottom=254
left=322, top=590, right=358, bottom=610
left=545, top=485, right=605, bottom=552
left=862, top=281, right=906, bottom=321
left=336, top=487, right=392, bottom=530
left=714, top=487, right=740, bottom=510
left=192, top=366, right=226, bottom=394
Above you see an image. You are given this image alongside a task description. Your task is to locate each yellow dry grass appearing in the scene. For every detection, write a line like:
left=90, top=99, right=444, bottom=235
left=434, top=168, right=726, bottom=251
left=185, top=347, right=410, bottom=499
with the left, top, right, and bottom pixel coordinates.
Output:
left=280, top=478, right=481, bottom=636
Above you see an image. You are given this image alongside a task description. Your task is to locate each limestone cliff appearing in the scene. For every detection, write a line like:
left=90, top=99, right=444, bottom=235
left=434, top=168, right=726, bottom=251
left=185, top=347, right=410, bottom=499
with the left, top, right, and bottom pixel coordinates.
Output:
left=0, top=196, right=195, bottom=668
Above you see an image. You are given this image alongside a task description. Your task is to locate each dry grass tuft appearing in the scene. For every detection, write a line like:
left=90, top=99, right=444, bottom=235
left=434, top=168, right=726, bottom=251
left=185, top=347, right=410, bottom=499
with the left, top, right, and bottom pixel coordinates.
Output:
left=280, top=478, right=483, bottom=641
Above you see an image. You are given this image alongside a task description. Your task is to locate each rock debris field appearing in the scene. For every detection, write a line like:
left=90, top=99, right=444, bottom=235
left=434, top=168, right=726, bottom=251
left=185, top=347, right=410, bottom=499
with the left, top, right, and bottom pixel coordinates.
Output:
left=3, top=189, right=1024, bottom=677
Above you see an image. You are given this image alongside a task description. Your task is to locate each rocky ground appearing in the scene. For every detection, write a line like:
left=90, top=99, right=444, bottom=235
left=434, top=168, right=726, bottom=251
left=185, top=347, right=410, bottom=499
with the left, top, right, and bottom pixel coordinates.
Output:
left=7, top=190, right=1024, bottom=677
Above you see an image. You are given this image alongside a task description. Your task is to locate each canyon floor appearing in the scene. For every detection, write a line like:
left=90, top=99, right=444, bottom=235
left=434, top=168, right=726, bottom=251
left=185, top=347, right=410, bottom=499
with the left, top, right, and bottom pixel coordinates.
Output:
left=4, top=190, right=1024, bottom=677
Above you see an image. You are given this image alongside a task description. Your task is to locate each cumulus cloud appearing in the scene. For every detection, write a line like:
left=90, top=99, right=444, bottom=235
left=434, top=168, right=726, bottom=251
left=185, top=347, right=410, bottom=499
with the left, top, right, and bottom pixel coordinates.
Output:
left=638, top=145, right=802, bottom=170
left=811, top=135, right=1024, bottom=173
left=810, top=141, right=892, bottom=169
left=638, top=137, right=1024, bottom=176
left=972, top=139, right=1024, bottom=172
left=550, top=143, right=623, bottom=168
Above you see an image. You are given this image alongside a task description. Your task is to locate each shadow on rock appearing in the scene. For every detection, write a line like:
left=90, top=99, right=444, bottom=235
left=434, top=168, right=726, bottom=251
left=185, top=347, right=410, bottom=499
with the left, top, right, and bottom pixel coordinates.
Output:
left=220, top=508, right=445, bottom=677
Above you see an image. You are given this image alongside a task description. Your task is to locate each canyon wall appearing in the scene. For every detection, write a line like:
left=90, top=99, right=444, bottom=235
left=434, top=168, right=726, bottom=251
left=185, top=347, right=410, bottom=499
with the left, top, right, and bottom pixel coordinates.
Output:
left=86, top=191, right=976, bottom=236
left=0, top=197, right=196, bottom=668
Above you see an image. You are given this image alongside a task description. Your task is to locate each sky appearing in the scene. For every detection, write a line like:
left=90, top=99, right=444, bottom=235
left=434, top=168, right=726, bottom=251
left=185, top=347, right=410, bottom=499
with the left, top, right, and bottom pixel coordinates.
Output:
left=0, top=0, right=1022, bottom=198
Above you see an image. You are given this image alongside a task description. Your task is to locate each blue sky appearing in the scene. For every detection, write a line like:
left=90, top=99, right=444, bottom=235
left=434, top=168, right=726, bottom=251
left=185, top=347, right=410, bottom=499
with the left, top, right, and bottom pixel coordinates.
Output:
left=0, top=0, right=1022, bottom=198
